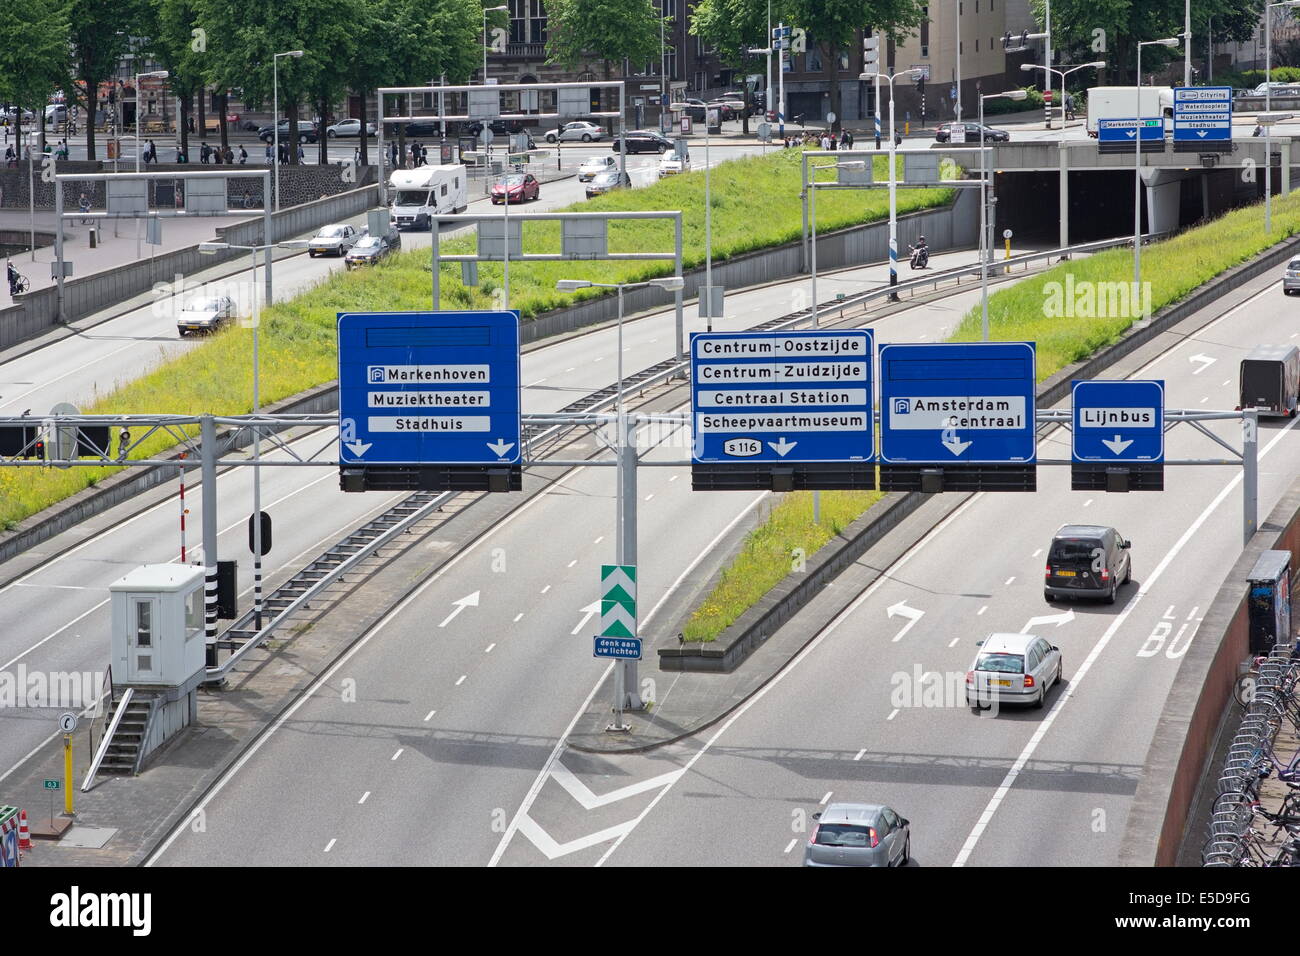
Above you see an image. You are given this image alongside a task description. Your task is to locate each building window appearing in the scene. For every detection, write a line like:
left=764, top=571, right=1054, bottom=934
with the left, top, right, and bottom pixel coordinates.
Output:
left=510, top=0, right=524, bottom=43
left=975, top=39, right=979, bottom=52
left=921, top=45, right=928, bottom=58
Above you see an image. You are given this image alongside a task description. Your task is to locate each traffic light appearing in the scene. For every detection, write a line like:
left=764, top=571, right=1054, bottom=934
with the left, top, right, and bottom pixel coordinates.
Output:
left=863, top=33, right=879, bottom=71
left=916, top=74, right=925, bottom=93
left=32, top=439, right=45, bottom=461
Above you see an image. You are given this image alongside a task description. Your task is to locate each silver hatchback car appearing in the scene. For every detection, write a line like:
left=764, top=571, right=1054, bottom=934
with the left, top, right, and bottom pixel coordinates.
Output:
left=966, top=632, right=1062, bottom=711
left=803, top=803, right=911, bottom=867
left=1283, top=257, right=1300, bottom=295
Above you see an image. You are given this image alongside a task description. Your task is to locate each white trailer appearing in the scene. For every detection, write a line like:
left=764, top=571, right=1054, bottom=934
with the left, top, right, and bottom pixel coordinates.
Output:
left=1085, top=86, right=1175, bottom=138
left=388, top=164, right=468, bottom=231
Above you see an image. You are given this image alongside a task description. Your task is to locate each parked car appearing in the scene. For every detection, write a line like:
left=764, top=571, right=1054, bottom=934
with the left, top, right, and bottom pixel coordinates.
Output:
left=585, top=169, right=631, bottom=198
left=706, top=99, right=744, bottom=121
left=326, top=118, right=376, bottom=138
left=1044, top=524, right=1131, bottom=603
left=401, top=119, right=441, bottom=137
left=657, top=152, right=690, bottom=177
left=543, top=120, right=606, bottom=143
left=966, top=632, right=1063, bottom=711
left=344, top=230, right=400, bottom=268
left=307, top=223, right=362, bottom=257
left=1282, top=257, right=1300, bottom=295
left=578, top=154, right=618, bottom=182
left=803, top=803, right=911, bottom=867
left=935, top=122, right=1009, bottom=143
left=615, top=130, right=673, bottom=154
left=678, top=98, right=708, bottom=121
left=490, top=173, right=540, bottom=204
left=464, top=119, right=533, bottom=144
left=176, top=295, right=237, bottom=336
left=258, top=119, right=319, bottom=143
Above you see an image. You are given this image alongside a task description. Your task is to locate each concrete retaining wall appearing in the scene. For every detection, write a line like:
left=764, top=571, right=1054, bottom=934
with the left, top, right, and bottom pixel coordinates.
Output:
left=0, top=183, right=381, bottom=351
left=1121, top=478, right=1300, bottom=866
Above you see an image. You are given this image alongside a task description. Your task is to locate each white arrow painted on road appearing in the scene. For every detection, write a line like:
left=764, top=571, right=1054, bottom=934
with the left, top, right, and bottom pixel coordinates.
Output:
left=887, top=601, right=924, bottom=642
left=767, top=437, right=797, bottom=457
left=344, top=440, right=372, bottom=457
left=1190, top=354, right=1216, bottom=375
left=438, top=590, right=480, bottom=628
left=1020, top=608, right=1075, bottom=633
left=570, top=600, right=600, bottom=635
left=487, top=439, right=515, bottom=458
left=942, top=435, right=972, bottom=456
left=1101, top=434, right=1133, bottom=455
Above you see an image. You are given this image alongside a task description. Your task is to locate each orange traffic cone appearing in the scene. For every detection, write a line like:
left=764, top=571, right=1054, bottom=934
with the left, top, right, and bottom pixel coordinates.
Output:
left=17, top=809, right=31, bottom=851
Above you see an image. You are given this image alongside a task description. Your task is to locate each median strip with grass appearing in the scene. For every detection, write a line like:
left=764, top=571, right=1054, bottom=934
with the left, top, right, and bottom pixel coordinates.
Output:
left=1, top=149, right=951, bottom=531
left=681, top=194, right=1300, bottom=642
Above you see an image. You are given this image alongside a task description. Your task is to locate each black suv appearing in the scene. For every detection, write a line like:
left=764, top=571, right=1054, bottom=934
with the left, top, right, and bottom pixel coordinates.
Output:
left=615, top=130, right=673, bottom=153
left=1044, top=524, right=1132, bottom=604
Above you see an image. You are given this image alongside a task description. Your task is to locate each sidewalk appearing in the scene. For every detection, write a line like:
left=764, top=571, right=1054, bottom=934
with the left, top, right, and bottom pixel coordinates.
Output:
left=1, top=209, right=250, bottom=306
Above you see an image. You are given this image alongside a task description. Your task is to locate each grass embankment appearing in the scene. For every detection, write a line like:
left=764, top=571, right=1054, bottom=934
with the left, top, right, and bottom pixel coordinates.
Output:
left=0, top=149, right=950, bottom=531
left=681, top=193, right=1300, bottom=642
left=682, top=491, right=882, bottom=642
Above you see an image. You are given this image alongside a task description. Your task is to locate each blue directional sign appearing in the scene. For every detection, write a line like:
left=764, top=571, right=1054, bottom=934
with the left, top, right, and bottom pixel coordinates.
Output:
left=1174, top=86, right=1232, bottom=143
left=337, top=310, right=521, bottom=466
left=1098, top=117, right=1164, bottom=143
left=593, top=636, right=642, bottom=660
left=691, top=329, right=873, bottom=464
left=1072, top=380, right=1164, bottom=463
left=879, top=342, right=1036, bottom=464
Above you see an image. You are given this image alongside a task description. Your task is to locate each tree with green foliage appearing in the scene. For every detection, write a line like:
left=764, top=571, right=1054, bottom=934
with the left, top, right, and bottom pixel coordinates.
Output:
left=689, top=0, right=770, bottom=134
left=778, top=0, right=927, bottom=132
left=145, top=0, right=207, bottom=158
left=0, top=0, right=69, bottom=156
left=66, top=0, right=146, bottom=160
left=544, top=0, right=666, bottom=121
left=195, top=0, right=354, bottom=164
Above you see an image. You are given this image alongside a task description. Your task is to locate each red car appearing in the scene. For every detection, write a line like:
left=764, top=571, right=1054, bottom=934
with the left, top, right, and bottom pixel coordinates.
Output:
left=490, top=173, right=540, bottom=204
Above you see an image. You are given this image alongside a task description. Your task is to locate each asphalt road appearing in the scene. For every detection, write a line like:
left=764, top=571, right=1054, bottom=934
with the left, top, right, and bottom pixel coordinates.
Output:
left=485, top=265, right=1300, bottom=867
left=143, top=251, right=1062, bottom=866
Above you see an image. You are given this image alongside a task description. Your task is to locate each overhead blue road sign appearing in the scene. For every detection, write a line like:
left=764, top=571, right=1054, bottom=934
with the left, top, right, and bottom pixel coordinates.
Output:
left=593, top=636, right=642, bottom=660
left=1071, top=380, right=1164, bottom=463
left=1173, top=86, right=1232, bottom=142
left=337, top=310, right=521, bottom=466
left=879, top=342, right=1036, bottom=464
left=1098, top=117, right=1164, bottom=143
left=691, top=330, right=873, bottom=464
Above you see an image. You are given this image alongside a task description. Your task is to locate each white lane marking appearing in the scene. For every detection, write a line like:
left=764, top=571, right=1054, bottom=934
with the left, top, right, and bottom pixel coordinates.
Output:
left=358, top=792, right=370, bottom=804
left=323, top=838, right=336, bottom=853
left=565, top=367, right=575, bottom=373
left=784, top=839, right=798, bottom=854
left=485, top=643, right=496, bottom=654
left=1083, top=499, right=1093, bottom=507
left=567, top=559, right=577, bottom=568
left=12, top=583, right=92, bottom=590
left=1032, top=549, right=1042, bottom=558
left=549, top=762, right=685, bottom=810
left=952, top=410, right=1300, bottom=867
left=1222, top=379, right=1231, bottom=386
left=1, top=337, right=142, bottom=411
left=591, top=489, right=987, bottom=867
left=1005, top=576, right=1015, bottom=585
left=513, top=613, right=524, bottom=622
left=526, top=378, right=548, bottom=387
left=949, top=637, right=960, bottom=647
left=887, top=709, right=899, bottom=720
left=644, top=493, right=654, bottom=501
left=540, top=584, right=551, bottom=594
left=516, top=815, right=634, bottom=860
left=593, top=536, right=604, bottom=544
left=391, top=748, right=404, bottom=761
left=455, top=675, right=466, bottom=687
left=1187, top=605, right=1199, bottom=620
left=669, top=475, right=679, bottom=482
left=490, top=489, right=770, bottom=867
left=423, top=710, right=436, bottom=722
left=820, top=791, right=833, bottom=805
left=0, top=600, right=106, bottom=672
left=977, top=605, right=987, bottom=615
left=854, top=749, right=866, bottom=761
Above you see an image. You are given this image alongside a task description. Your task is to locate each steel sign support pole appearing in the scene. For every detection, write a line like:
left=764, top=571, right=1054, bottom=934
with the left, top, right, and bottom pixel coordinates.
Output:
left=1244, top=409, right=1259, bottom=545
left=202, top=414, right=219, bottom=668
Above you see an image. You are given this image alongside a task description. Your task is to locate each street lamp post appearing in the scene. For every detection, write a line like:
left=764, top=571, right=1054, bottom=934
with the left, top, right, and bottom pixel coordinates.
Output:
left=199, top=237, right=307, bottom=628
left=808, top=160, right=865, bottom=327
left=1134, top=38, right=1181, bottom=294
left=273, top=50, right=304, bottom=212
left=1020, top=61, right=1105, bottom=129
left=1258, top=113, right=1293, bottom=233
left=555, top=275, right=686, bottom=731
left=135, top=70, right=168, bottom=259
left=979, top=90, right=1027, bottom=341
left=669, top=101, right=717, bottom=328
left=483, top=5, right=508, bottom=84
left=860, top=69, right=922, bottom=301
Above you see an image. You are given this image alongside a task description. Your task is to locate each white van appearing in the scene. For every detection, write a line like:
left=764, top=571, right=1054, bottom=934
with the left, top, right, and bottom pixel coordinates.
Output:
left=1085, top=86, right=1175, bottom=138
left=388, top=165, right=468, bottom=231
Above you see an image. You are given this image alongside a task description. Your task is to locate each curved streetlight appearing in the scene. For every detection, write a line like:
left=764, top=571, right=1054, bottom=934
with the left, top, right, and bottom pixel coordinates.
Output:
left=1134, top=38, right=1181, bottom=293
left=860, top=69, right=923, bottom=300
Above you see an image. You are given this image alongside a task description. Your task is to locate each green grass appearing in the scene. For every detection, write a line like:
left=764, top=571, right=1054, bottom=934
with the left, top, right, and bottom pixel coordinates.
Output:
left=0, top=149, right=950, bottom=532
left=950, top=190, right=1300, bottom=379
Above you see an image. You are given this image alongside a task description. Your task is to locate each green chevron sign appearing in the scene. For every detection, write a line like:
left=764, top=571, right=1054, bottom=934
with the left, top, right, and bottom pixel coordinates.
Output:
left=600, top=565, right=637, bottom=639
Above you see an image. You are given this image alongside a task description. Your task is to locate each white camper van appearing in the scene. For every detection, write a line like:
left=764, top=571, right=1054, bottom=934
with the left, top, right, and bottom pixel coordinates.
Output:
left=388, top=165, right=468, bottom=231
